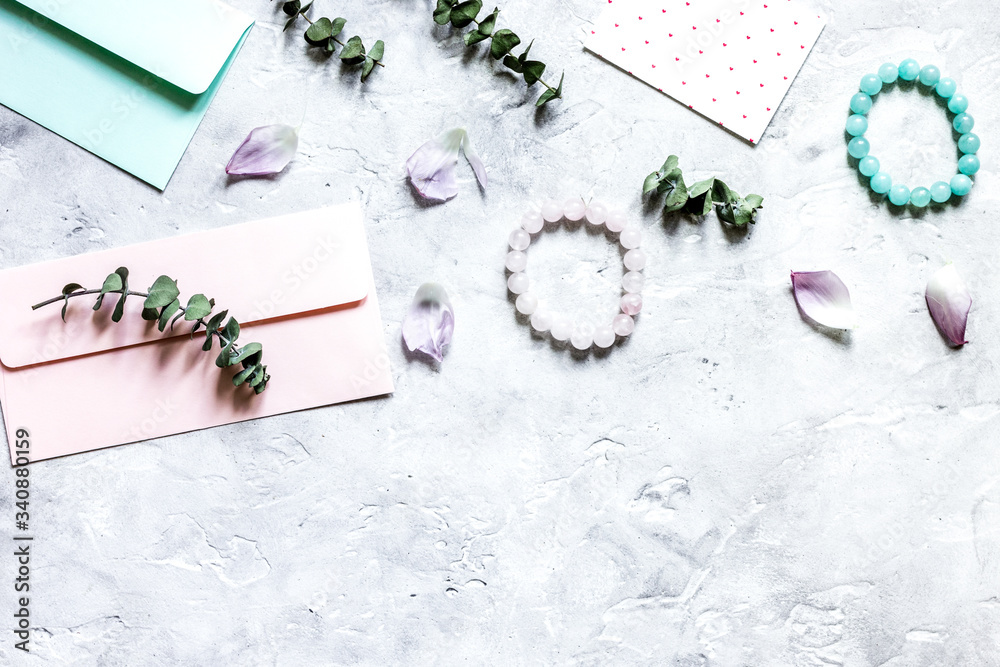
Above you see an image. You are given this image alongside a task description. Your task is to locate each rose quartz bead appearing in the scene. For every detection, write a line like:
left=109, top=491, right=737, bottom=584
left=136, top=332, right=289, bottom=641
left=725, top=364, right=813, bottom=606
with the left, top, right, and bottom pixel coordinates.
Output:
left=612, top=313, right=635, bottom=336
left=505, top=250, right=527, bottom=272
left=593, top=325, right=616, bottom=348
left=541, top=199, right=563, bottom=222
left=507, top=272, right=529, bottom=294
left=521, top=210, right=544, bottom=234
left=563, top=198, right=586, bottom=221
left=508, top=229, right=530, bottom=251
left=530, top=309, right=552, bottom=332
left=619, top=226, right=642, bottom=250
left=605, top=209, right=627, bottom=232
left=570, top=323, right=594, bottom=350
left=623, top=249, right=647, bottom=271
left=622, top=271, right=645, bottom=293
left=620, top=293, right=642, bottom=316
left=585, top=201, right=608, bottom=225
left=515, top=292, right=538, bottom=315
left=550, top=317, right=573, bottom=341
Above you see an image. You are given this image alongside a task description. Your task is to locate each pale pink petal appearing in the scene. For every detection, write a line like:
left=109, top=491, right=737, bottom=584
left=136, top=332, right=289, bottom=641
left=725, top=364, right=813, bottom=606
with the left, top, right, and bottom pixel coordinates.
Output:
left=926, top=263, right=971, bottom=346
left=790, top=270, right=857, bottom=330
left=226, top=124, right=299, bottom=176
left=406, top=129, right=486, bottom=201
left=402, top=283, right=454, bottom=362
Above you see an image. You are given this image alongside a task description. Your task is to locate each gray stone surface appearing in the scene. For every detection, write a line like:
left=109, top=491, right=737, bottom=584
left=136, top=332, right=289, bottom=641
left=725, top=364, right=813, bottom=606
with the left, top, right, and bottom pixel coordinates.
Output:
left=0, top=0, right=998, bottom=664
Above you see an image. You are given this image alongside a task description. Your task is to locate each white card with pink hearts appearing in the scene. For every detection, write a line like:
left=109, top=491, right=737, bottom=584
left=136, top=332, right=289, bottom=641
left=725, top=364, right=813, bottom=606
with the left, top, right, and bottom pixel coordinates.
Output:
left=585, top=0, right=826, bottom=143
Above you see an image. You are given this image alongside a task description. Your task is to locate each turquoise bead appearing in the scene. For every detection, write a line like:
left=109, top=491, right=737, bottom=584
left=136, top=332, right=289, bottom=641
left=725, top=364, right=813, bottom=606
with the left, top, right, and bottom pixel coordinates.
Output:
left=953, top=112, right=974, bottom=134
left=935, top=77, right=957, bottom=98
left=848, top=137, right=870, bottom=158
left=918, top=65, right=941, bottom=86
left=909, top=187, right=931, bottom=207
left=860, top=74, right=882, bottom=96
left=898, top=58, right=921, bottom=81
left=845, top=114, right=868, bottom=136
left=959, top=154, right=980, bottom=175
left=958, top=133, right=980, bottom=154
left=850, top=92, right=873, bottom=115
left=888, top=184, right=911, bottom=206
left=948, top=94, right=969, bottom=114
left=870, top=172, right=892, bottom=194
left=859, top=156, right=880, bottom=177
left=950, top=174, right=973, bottom=196
left=878, top=62, right=899, bottom=84
left=930, top=181, right=951, bottom=203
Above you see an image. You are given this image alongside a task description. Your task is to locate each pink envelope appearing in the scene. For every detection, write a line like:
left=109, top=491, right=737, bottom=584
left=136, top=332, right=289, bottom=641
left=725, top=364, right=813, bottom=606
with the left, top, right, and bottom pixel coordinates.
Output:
left=0, top=204, right=394, bottom=463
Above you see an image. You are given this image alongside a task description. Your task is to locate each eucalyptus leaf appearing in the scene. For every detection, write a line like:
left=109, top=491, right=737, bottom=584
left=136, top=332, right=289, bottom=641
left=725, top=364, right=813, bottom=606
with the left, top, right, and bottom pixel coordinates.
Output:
left=206, top=310, right=228, bottom=335
left=340, top=35, right=365, bottom=62
left=157, top=298, right=181, bottom=332
left=449, top=0, right=483, bottom=28
left=228, top=342, right=263, bottom=366
left=361, top=57, right=376, bottom=80
left=642, top=171, right=663, bottom=195
left=144, top=275, right=180, bottom=309
left=224, top=316, right=241, bottom=342
left=216, top=341, right=235, bottom=368
left=330, top=17, right=346, bottom=38
left=465, top=30, right=490, bottom=46
left=282, top=0, right=300, bottom=16
left=60, top=283, right=84, bottom=322
left=184, top=294, right=212, bottom=321
left=304, top=16, right=333, bottom=46
left=141, top=307, right=159, bottom=321
left=490, top=28, right=520, bottom=59
left=535, top=71, right=562, bottom=107
left=284, top=15, right=298, bottom=32
left=368, top=39, right=384, bottom=61
left=433, top=0, right=455, bottom=25
left=712, top=179, right=736, bottom=204
left=522, top=60, right=545, bottom=86
left=232, top=365, right=257, bottom=386
left=502, top=54, right=523, bottom=73
left=684, top=177, right=716, bottom=216
left=93, top=271, right=123, bottom=310
left=477, top=8, right=498, bottom=35
left=660, top=170, right=689, bottom=213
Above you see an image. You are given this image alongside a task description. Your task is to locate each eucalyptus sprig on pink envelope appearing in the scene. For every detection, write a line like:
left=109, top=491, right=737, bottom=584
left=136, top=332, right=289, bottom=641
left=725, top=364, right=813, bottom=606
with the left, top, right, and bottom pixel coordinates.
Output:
left=33, top=268, right=270, bottom=394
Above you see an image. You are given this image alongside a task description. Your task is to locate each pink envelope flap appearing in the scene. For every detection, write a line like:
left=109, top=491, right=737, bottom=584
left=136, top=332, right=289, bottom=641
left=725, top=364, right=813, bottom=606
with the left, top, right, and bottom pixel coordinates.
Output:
left=0, top=204, right=370, bottom=369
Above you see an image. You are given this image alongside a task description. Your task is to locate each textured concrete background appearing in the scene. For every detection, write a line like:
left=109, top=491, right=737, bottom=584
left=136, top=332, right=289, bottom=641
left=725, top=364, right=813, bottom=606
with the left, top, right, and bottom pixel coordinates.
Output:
left=1, top=0, right=998, bottom=664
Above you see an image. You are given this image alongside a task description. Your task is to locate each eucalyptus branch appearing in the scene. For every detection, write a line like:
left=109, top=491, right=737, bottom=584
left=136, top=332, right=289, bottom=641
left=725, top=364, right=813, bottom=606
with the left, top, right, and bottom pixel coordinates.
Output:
left=32, top=268, right=270, bottom=394
left=643, top=155, right=764, bottom=227
left=277, top=1, right=385, bottom=82
left=433, top=1, right=564, bottom=107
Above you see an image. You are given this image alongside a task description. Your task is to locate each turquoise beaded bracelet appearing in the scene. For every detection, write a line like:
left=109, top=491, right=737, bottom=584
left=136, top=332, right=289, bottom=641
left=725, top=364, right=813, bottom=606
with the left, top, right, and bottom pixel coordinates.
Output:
left=846, top=59, right=980, bottom=207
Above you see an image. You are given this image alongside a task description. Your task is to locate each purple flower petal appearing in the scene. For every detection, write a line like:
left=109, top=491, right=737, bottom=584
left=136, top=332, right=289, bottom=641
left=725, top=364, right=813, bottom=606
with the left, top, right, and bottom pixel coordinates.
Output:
left=790, top=270, right=857, bottom=330
left=402, top=283, right=454, bottom=362
left=226, top=124, right=299, bottom=176
left=926, top=263, right=971, bottom=346
left=406, top=129, right=486, bottom=201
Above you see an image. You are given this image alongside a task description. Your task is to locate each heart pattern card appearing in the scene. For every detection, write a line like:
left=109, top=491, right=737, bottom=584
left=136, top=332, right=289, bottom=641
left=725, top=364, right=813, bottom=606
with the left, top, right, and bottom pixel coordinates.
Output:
left=585, top=0, right=825, bottom=143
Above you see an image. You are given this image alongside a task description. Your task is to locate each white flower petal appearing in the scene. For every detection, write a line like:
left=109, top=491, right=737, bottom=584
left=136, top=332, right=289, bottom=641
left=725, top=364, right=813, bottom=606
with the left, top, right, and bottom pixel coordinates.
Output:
left=225, top=124, right=298, bottom=176
left=402, top=283, right=454, bottom=362
left=926, top=263, right=971, bottom=346
left=790, top=270, right=857, bottom=330
left=461, top=131, right=487, bottom=189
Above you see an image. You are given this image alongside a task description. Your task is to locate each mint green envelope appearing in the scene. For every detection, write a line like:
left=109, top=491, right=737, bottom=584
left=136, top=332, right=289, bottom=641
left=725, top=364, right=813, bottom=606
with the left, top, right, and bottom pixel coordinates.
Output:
left=0, top=0, right=254, bottom=190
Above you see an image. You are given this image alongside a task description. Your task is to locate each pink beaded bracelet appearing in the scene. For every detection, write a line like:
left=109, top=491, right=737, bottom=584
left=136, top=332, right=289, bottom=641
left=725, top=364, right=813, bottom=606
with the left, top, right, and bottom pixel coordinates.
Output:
left=506, top=198, right=644, bottom=351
